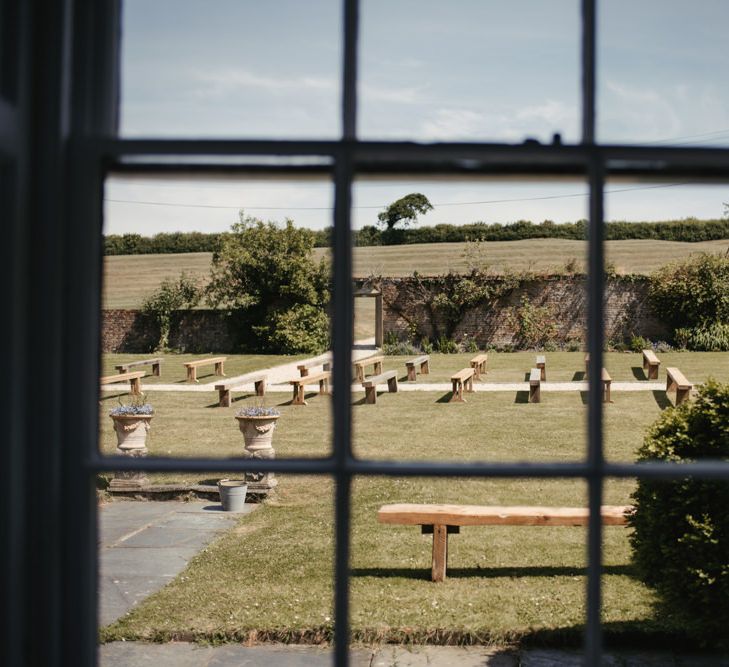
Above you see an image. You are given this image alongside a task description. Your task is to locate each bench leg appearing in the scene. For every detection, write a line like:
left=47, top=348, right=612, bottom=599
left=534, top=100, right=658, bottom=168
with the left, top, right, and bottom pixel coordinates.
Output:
left=538, top=364, right=546, bottom=381
left=187, top=367, right=197, bottom=383
left=292, top=384, right=306, bottom=406
left=219, top=389, right=230, bottom=408
left=365, top=385, right=376, bottom=404
left=129, top=378, right=142, bottom=395
left=450, top=380, right=464, bottom=403
left=470, top=363, right=480, bottom=381
left=323, top=362, right=331, bottom=372
left=152, top=362, right=161, bottom=377
left=648, top=363, right=659, bottom=380
left=387, top=376, right=398, bottom=393
left=530, top=383, right=540, bottom=403
left=676, top=387, right=690, bottom=405
left=319, top=378, right=330, bottom=395
left=255, top=379, right=266, bottom=397
left=374, top=361, right=382, bottom=375
left=421, top=360, right=429, bottom=375
left=215, top=361, right=226, bottom=377
left=431, top=524, right=448, bottom=582
left=300, top=368, right=309, bottom=377
left=407, top=365, right=416, bottom=382
left=602, top=380, right=612, bottom=403
left=354, top=366, right=363, bottom=383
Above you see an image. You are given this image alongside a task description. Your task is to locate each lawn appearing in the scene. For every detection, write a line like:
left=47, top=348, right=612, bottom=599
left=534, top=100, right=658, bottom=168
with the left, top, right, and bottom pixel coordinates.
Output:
left=98, top=351, right=724, bottom=647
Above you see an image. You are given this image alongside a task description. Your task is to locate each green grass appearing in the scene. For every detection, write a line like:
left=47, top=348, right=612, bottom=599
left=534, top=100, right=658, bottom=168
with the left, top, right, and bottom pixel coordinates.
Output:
left=98, top=352, right=725, bottom=647
left=102, top=239, right=729, bottom=309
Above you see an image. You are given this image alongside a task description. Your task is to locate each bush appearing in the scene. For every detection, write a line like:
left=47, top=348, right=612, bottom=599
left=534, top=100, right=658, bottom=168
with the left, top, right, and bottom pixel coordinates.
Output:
left=629, top=379, right=729, bottom=647
left=141, top=271, right=201, bottom=351
left=265, top=304, right=330, bottom=355
left=629, top=334, right=651, bottom=353
left=206, top=214, right=330, bottom=353
left=674, top=322, right=729, bottom=351
left=649, top=253, right=729, bottom=332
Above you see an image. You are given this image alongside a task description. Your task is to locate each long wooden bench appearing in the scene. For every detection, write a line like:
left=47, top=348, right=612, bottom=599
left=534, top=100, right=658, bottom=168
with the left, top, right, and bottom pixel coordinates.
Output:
left=405, top=355, right=430, bottom=382
left=362, top=370, right=398, bottom=404
left=184, top=356, right=227, bottom=383
left=378, top=503, right=631, bottom=582
left=100, top=370, right=146, bottom=395
left=353, top=355, right=384, bottom=382
left=297, top=356, right=332, bottom=377
left=450, top=368, right=474, bottom=402
left=642, top=349, right=660, bottom=380
left=529, top=367, right=541, bottom=403
left=214, top=373, right=267, bottom=408
left=469, top=353, right=488, bottom=380
left=666, top=367, right=692, bottom=405
left=115, top=357, right=163, bottom=377
left=535, top=354, right=546, bottom=381
left=289, top=371, right=331, bottom=406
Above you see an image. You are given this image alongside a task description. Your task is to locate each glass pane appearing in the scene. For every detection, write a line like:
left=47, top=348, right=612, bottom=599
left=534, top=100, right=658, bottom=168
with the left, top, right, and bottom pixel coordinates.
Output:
left=599, top=0, right=729, bottom=146
left=100, top=174, right=334, bottom=475
left=350, top=177, right=588, bottom=463
left=359, top=0, right=580, bottom=143
left=120, top=0, right=341, bottom=138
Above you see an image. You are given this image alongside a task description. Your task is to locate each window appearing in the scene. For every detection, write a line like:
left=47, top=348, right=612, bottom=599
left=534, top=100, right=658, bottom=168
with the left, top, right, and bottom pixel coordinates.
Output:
left=5, top=2, right=729, bottom=665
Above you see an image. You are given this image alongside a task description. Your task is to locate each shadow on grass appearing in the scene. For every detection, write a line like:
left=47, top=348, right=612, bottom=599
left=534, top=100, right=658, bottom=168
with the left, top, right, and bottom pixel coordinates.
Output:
left=514, top=390, right=530, bottom=404
left=351, top=564, right=635, bottom=580
left=204, top=392, right=257, bottom=408
left=572, top=371, right=586, bottom=381
left=523, top=371, right=531, bottom=381
left=435, top=392, right=456, bottom=403
left=579, top=390, right=589, bottom=405
left=632, top=366, right=648, bottom=381
left=652, top=389, right=672, bottom=410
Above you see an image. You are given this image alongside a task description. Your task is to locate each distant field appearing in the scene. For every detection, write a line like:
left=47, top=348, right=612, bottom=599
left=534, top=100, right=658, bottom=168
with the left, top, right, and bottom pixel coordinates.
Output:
left=102, top=238, right=729, bottom=310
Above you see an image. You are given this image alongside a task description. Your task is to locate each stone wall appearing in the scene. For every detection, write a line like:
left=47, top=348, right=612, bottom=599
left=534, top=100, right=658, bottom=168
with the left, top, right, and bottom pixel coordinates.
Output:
left=101, top=309, right=232, bottom=353
left=378, top=275, right=669, bottom=347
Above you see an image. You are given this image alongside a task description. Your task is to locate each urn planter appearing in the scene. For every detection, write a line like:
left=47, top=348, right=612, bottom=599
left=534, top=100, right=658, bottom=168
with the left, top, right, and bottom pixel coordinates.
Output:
left=109, top=413, right=153, bottom=490
left=235, top=413, right=279, bottom=495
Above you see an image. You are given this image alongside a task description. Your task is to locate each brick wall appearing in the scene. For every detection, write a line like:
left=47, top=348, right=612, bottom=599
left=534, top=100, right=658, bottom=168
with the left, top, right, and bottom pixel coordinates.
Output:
left=378, top=275, right=669, bottom=347
left=101, top=309, right=232, bottom=353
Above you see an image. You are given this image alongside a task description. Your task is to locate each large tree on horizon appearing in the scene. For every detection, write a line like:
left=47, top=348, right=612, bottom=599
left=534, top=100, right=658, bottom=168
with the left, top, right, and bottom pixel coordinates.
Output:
left=377, top=193, right=433, bottom=230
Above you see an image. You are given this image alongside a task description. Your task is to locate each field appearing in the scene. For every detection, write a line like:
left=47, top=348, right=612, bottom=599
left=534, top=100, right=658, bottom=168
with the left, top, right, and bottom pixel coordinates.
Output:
left=101, top=238, right=729, bottom=309
left=98, top=351, right=727, bottom=647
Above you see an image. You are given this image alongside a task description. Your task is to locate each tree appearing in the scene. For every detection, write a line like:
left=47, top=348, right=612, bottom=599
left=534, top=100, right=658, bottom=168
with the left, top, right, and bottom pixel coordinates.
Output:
left=377, top=193, right=433, bottom=230
left=206, top=214, right=330, bottom=354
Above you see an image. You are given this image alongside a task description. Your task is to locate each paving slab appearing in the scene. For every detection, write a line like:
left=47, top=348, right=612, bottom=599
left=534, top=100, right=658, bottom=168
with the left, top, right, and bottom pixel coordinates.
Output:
left=371, top=645, right=517, bottom=666
left=98, top=501, right=252, bottom=626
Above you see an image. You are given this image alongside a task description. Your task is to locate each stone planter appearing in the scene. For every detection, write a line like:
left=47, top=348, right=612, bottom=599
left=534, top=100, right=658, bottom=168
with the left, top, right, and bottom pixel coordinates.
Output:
left=235, top=414, right=279, bottom=495
left=109, top=413, right=153, bottom=490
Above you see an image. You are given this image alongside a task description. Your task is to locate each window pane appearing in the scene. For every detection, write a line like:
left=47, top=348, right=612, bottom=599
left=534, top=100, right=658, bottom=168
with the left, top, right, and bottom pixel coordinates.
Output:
left=359, top=0, right=580, bottom=143
left=120, top=0, right=342, bottom=138
left=599, top=0, right=729, bottom=146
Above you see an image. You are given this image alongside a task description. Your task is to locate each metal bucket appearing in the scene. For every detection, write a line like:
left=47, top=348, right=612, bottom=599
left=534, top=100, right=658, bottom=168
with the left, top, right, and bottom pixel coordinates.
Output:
left=218, top=479, right=248, bottom=512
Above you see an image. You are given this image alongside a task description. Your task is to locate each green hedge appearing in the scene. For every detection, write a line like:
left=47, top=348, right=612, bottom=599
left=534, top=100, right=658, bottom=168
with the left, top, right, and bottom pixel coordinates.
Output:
left=629, top=379, right=729, bottom=648
left=104, top=218, right=729, bottom=255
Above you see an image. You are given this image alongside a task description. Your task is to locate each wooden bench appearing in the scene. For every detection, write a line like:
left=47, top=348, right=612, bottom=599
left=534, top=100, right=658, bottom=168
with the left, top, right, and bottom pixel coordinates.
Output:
left=100, top=370, right=145, bottom=395
left=405, top=355, right=430, bottom=381
left=601, top=368, right=612, bottom=403
left=529, top=367, right=541, bottom=403
left=666, top=367, right=692, bottom=405
left=450, top=368, right=474, bottom=402
left=469, top=353, right=488, bottom=380
left=362, top=370, right=398, bottom=404
left=378, top=503, right=631, bottom=582
left=353, top=355, right=384, bottom=382
left=297, top=356, right=332, bottom=377
left=642, top=349, right=660, bottom=380
left=289, top=371, right=331, bottom=406
left=183, top=356, right=227, bottom=383
left=214, top=373, right=267, bottom=408
left=115, top=357, right=163, bottom=377
left=535, top=354, right=546, bottom=381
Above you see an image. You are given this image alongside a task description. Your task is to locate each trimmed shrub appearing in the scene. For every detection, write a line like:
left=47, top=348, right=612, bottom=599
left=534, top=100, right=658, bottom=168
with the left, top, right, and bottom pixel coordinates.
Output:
left=265, top=304, right=330, bottom=355
left=629, top=379, right=729, bottom=647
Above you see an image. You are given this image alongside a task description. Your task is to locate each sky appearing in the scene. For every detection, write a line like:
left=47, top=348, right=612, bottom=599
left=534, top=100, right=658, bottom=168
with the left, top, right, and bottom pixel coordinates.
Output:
left=105, top=0, right=729, bottom=234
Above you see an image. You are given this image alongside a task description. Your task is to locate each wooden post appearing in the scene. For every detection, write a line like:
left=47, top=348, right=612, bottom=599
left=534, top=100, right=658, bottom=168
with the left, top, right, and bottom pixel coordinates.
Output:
left=406, top=363, right=416, bottom=381
left=219, top=389, right=230, bottom=408
left=431, top=524, right=448, bottom=582
left=421, top=359, right=429, bottom=375
left=375, top=293, right=383, bottom=348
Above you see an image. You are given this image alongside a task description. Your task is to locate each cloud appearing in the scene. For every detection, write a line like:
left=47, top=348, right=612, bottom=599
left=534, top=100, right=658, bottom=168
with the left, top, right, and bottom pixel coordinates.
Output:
left=359, top=81, right=427, bottom=105
left=191, top=67, right=336, bottom=97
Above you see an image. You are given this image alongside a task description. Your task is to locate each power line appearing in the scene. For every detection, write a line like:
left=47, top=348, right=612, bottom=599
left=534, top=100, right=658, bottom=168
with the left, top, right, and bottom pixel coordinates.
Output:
left=104, top=182, right=695, bottom=212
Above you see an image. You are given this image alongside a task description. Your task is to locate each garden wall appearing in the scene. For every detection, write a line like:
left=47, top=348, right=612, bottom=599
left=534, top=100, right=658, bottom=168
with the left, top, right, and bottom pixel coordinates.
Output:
left=101, top=309, right=233, bottom=353
left=377, top=275, right=669, bottom=347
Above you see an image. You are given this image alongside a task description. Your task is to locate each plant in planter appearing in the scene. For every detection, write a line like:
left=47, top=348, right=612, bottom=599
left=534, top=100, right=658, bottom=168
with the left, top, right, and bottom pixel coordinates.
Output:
left=108, top=395, right=154, bottom=490
left=235, top=405, right=280, bottom=495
